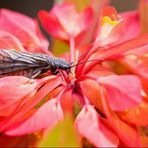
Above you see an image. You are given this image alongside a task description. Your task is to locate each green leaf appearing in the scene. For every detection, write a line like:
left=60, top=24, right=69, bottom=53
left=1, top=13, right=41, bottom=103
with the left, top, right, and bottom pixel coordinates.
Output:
left=39, top=115, right=80, bottom=147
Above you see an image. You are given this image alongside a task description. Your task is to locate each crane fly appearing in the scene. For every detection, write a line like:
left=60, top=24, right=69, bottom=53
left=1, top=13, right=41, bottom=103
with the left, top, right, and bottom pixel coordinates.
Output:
left=0, top=49, right=71, bottom=78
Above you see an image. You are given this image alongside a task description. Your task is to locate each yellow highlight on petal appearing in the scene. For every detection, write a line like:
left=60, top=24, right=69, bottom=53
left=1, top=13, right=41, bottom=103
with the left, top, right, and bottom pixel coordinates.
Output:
left=101, top=16, right=119, bottom=26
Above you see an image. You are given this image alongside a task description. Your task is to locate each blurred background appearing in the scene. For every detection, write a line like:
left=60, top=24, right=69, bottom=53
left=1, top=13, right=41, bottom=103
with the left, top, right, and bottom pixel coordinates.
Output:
left=0, top=0, right=139, bottom=17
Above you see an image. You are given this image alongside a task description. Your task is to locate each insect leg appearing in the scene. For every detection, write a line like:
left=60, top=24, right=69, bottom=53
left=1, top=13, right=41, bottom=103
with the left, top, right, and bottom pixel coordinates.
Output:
left=58, top=70, right=64, bottom=80
left=31, top=70, right=42, bottom=79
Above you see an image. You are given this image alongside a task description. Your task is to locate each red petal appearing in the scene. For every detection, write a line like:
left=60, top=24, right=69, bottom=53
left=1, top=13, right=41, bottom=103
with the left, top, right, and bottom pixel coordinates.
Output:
left=0, top=76, right=39, bottom=116
left=122, top=55, right=148, bottom=94
left=0, top=133, right=40, bottom=147
left=120, top=101, right=148, bottom=126
left=80, top=79, right=103, bottom=113
left=121, top=44, right=148, bottom=94
left=74, top=7, right=93, bottom=46
left=5, top=99, right=63, bottom=136
left=0, top=31, right=25, bottom=51
left=60, top=89, right=73, bottom=114
left=88, top=34, right=148, bottom=62
left=52, top=3, right=81, bottom=37
left=101, top=92, right=141, bottom=147
left=99, top=75, right=142, bottom=110
left=101, top=6, right=119, bottom=20
left=103, top=34, right=148, bottom=59
left=38, top=10, right=68, bottom=40
left=108, top=113, right=140, bottom=147
left=75, top=7, right=93, bottom=36
left=80, top=34, right=148, bottom=75
left=118, top=11, right=140, bottom=44
left=75, top=105, right=119, bottom=147
left=39, top=3, right=93, bottom=39
left=125, top=43, right=148, bottom=56
left=98, top=13, right=140, bottom=46
left=0, top=9, right=49, bottom=52
left=0, top=76, right=61, bottom=132
left=139, top=127, right=148, bottom=147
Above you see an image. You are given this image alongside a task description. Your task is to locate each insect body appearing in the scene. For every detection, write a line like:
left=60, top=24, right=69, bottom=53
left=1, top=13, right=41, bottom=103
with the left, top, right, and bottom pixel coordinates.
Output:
left=0, top=49, right=70, bottom=78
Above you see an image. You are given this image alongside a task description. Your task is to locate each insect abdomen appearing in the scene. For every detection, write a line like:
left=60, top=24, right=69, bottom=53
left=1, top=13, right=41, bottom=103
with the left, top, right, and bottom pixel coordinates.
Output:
left=0, top=49, right=71, bottom=78
left=0, top=49, right=50, bottom=78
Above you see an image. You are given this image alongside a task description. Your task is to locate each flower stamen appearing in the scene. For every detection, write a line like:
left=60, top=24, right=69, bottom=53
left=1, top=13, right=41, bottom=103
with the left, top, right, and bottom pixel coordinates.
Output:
left=70, top=50, right=79, bottom=78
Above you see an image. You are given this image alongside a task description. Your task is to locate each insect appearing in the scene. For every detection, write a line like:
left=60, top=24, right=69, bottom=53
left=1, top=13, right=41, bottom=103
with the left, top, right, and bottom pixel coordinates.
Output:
left=0, top=49, right=71, bottom=78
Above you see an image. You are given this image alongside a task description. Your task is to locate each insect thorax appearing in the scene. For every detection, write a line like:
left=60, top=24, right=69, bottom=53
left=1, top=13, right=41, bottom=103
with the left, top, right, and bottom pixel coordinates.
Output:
left=49, top=58, right=70, bottom=70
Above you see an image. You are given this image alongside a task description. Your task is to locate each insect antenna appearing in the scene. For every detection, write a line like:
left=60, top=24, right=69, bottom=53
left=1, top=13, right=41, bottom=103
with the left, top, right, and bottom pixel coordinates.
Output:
left=70, top=59, right=103, bottom=68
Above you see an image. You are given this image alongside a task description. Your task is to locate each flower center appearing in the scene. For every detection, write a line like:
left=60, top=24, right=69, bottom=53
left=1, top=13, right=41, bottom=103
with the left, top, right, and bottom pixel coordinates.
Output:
left=63, top=50, right=79, bottom=88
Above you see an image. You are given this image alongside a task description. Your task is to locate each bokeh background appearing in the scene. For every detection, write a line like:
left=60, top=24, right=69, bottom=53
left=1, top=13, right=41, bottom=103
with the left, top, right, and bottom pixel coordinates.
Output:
left=0, top=0, right=139, bottom=17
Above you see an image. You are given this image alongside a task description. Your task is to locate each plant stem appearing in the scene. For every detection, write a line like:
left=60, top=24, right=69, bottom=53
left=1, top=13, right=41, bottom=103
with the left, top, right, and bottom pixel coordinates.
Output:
left=70, top=37, right=75, bottom=63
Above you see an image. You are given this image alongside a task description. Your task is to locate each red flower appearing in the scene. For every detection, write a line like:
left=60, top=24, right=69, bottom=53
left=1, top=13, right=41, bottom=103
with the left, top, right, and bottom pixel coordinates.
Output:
left=38, top=3, right=93, bottom=42
left=38, top=3, right=93, bottom=61
left=0, top=9, right=50, bottom=54
left=94, top=7, right=140, bottom=47
left=0, top=3, right=148, bottom=147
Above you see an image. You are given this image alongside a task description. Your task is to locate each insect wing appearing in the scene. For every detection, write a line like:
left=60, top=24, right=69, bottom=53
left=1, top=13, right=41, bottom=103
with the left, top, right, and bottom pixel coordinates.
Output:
left=0, top=49, right=50, bottom=78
